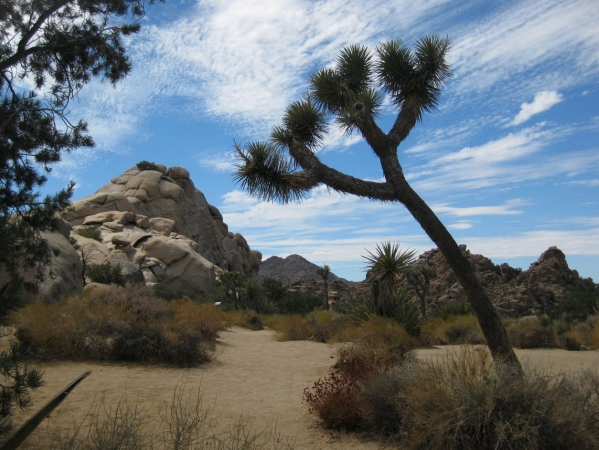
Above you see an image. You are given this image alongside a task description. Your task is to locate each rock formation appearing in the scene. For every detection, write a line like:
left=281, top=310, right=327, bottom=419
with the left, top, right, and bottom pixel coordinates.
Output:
left=259, top=254, right=354, bottom=307
left=259, top=254, right=349, bottom=285
left=352, top=245, right=584, bottom=317
left=23, top=165, right=261, bottom=302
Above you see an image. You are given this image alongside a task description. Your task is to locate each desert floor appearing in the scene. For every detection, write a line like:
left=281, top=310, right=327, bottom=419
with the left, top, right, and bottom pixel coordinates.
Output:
left=11, top=327, right=599, bottom=449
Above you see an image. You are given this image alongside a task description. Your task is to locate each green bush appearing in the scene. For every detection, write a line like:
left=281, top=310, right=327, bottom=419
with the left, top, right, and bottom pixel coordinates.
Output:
left=278, top=291, right=323, bottom=315
left=88, top=262, right=126, bottom=287
left=435, top=300, right=473, bottom=319
left=75, top=227, right=102, bottom=242
left=549, top=277, right=599, bottom=323
left=136, top=160, right=160, bottom=171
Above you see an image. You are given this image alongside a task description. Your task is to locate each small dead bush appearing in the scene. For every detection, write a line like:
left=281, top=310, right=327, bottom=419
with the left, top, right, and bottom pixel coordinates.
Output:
left=303, top=357, right=374, bottom=430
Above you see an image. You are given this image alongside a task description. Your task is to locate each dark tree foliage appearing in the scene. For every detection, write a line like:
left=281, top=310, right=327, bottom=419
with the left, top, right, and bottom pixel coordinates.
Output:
left=549, top=278, right=599, bottom=323
left=234, top=37, right=521, bottom=370
left=0, top=0, right=157, bottom=320
left=0, top=340, right=44, bottom=430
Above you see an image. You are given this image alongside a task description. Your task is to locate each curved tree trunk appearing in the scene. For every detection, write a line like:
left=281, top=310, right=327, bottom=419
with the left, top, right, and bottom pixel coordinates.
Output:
left=397, top=180, right=522, bottom=372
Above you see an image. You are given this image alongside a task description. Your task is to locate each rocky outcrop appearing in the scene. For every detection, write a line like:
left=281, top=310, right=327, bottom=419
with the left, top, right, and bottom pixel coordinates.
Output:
left=259, top=254, right=350, bottom=285
left=259, top=254, right=354, bottom=307
left=352, top=245, right=583, bottom=317
left=31, top=164, right=263, bottom=300
left=0, top=224, right=84, bottom=303
left=287, top=278, right=354, bottom=308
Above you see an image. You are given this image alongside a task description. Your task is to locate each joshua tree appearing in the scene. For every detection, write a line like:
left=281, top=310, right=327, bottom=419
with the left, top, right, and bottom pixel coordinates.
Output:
left=363, top=242, right=416, bottom=317
left=404, top=263, right=436, bottom=318
left=219, top=270, right=246, bottom=310
left=234, top=37, right=521, bottom=370
left=316, top=264, right=331, bottom=310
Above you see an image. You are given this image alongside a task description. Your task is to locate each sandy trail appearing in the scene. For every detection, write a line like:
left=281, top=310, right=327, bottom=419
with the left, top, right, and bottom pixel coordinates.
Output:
left=16, top=328, right=382, bottom=449
left=11, top=328, right=599, bottom=449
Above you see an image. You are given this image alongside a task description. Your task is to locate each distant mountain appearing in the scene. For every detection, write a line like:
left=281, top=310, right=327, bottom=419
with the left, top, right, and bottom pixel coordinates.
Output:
left=258, top=254, right=352, bottom=286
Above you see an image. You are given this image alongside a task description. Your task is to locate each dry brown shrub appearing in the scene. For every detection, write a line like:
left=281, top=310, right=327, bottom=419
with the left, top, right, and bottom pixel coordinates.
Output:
left=506, top=316, right=560, bottom=349
left=13, top=285, right=226, bottom=366
left=271, top=315, right=312, bottom=341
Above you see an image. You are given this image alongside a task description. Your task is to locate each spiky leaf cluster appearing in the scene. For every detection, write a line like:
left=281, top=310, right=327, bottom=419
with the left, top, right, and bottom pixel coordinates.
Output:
left=363, top=241, right=417, bottom=317
left=377, top=36, right=451, bottom=120
left=234, top=142, right=308, bottom=204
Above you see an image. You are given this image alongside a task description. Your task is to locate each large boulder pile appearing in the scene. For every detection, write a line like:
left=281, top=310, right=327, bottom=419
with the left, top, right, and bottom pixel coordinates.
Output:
left=352, top=245, right=582, bottom=317
left=21, top=165, right=261, bottom=302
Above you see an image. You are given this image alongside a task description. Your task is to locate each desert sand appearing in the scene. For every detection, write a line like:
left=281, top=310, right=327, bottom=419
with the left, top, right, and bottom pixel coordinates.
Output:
left=10, top=327, right=599, bottom=449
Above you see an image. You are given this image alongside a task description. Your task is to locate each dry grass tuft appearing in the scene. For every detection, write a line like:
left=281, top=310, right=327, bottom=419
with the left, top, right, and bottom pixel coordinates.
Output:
left=21, top=380, right=296, bottom=449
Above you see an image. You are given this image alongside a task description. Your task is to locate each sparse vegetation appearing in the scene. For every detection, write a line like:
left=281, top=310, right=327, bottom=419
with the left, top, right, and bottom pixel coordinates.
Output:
left=75, top=227, right=102, bottom=242
left=88, top=262, right=126, bottom=287
left=136, top=160, right=160, bottom=171
left=17, top=381, right=296, bottom=449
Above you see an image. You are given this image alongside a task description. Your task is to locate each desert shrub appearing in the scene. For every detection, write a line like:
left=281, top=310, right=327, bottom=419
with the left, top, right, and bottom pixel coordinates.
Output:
left=272, top=310, right=345, bottom=342
left=303, top=358, right=374, bottom=430
left=88, top=262, right=126, bottom=287
left=75, top=227, right=102, bottom=242
left=272, top=315, right=313, bottom=341
left=336, top=317, right=416, bottom=370
left=136, top=160, right=160, bottom=171
left=151, top=282, right=184, bottom=301
left=549, top=277, right=599, bottom=323
left=236, top=312, right=265, bottom=331
left=506, top=316, right=560, bottom=349
left=306, top=346, right=599, bottom=448
left=278, top=291, right=323, bottom=315
left=345, top=293, right=425, bottom=337
left=423, top=314, right=485, bottom=345
left=12, top=285, right=226, bottom=366
left=435, top=300, right=473, bottom=319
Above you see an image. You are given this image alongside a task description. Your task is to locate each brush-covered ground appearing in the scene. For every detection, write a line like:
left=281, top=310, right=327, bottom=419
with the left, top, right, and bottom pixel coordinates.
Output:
left=1, top=284, right=598, bottom=449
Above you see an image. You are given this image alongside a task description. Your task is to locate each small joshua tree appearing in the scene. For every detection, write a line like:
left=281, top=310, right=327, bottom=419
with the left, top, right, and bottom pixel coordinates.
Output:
left=316, top=264, right=331, bottom=310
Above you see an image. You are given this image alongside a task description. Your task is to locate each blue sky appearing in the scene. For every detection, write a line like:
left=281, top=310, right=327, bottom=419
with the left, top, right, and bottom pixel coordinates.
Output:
left=40, top=0, right=598, bottom=282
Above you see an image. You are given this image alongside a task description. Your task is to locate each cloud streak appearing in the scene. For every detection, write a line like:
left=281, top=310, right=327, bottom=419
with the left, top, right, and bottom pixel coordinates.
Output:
left=510, top=91, right=563, bottom=126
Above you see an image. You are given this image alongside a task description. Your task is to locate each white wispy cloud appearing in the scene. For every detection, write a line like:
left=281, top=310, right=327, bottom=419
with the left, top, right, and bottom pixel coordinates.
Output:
left=510, top=91, right=564, bottom=126
left=466, top=228, right=599, bottom=258
left=450, top=0, right=599, bottom=98
left=197, top=150, right=237, bottom=173
left=564, top=179, right=599, bottom=187
left=433, top=199, right=527, bottom=217
left=448, top=221, right=473, bottom=230
left=408, top=125, right=599, bottom=193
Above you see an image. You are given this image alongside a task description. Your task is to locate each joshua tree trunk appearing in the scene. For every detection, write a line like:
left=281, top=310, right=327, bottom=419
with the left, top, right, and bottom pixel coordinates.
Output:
left=323, top=280, right=329, bottom=311
left=397, top=180, right=521, bottom=369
